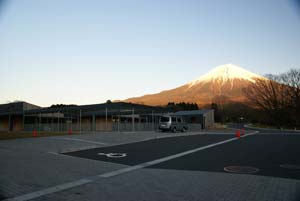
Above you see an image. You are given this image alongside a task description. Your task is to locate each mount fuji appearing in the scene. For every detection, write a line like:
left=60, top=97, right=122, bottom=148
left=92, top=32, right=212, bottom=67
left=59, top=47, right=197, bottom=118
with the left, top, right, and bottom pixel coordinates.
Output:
left=124, top=64, right=266, bottom=106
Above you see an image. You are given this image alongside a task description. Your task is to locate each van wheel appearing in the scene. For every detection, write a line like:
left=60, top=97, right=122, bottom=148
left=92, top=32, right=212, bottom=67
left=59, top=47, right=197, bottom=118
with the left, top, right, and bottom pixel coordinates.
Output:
left=172, top=127, right=177, bottom=133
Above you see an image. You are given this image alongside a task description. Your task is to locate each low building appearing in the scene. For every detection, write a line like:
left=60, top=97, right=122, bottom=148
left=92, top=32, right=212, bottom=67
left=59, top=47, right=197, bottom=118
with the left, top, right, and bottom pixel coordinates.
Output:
left=0, top=102, right=41, bottom=131
left=175, top=109, right=214, bottom=129
left=0, top=101, right=168, bottom=132
left=0, top=102, right=214, bottom=132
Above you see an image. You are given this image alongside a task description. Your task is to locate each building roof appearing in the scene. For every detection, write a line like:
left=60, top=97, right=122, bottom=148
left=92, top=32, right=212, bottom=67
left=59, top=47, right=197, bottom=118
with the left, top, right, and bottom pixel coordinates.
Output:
left=174, top=109, right=213, bottom=116
left=0, top=102, right=213, bottom=117
left=0, top=102, right=41, bottom=115
left=0, top=101, right=170, bottom=116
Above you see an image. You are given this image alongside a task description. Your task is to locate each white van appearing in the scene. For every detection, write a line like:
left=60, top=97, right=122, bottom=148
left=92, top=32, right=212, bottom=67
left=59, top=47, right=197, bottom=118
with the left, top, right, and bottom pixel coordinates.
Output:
left=159, top=115, right=188, bottom=132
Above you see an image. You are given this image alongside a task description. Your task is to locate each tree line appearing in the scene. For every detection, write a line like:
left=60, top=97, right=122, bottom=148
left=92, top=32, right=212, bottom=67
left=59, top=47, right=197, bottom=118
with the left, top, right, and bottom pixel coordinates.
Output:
left=210, top=68, right=300, bottom=129
left=166, top=102, right=199, bottom=111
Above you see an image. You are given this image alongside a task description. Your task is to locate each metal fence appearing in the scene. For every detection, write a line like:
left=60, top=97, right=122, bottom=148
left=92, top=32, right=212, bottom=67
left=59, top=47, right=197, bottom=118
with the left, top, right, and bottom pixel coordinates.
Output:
left=21, top=108, right=202, bottom=133
left=24, top=122, right=202, bottom=133
left=23, top=121, right=160, bottom=132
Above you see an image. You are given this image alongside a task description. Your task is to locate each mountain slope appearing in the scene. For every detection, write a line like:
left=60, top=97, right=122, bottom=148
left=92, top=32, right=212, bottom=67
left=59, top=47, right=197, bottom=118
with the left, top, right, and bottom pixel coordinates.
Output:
left=124, top=64, right=266, bottom=106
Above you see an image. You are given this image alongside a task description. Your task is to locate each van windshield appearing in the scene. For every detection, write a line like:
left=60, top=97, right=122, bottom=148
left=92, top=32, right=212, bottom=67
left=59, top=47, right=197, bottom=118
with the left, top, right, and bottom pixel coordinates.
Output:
left=160, top=116, right=170, bottom=122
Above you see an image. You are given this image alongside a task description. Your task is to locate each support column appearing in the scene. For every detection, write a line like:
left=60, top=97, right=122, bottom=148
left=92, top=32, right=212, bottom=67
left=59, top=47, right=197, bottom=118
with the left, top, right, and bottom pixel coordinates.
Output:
left=8, top=114, right=11, bottom=131
left=22, top=112, right=25, bottom=131
left=57, top=112, right=60, bottom=132
left=152, top=111, right=154, bottom=131
left=92, top=114, right=96, bottom=132
left=79, top=110, right=82, bottom=133
left=51, top=113, right=54, bottom=132
left=105, top=108, right=108, bottom=131
left=71, top=115, right=73, bottom=131
left=132, top=108, right=135, bottom=132
left=39, top=113, right=41, bottom=132
left=118, top=114, right=120, bottom=132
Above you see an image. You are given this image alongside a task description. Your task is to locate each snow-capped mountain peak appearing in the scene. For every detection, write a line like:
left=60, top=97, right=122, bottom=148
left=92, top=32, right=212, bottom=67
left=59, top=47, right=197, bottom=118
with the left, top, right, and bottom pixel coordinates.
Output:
left=124, top=63, right=267, bottom=106
left=189, top=64, right=264, bottom=87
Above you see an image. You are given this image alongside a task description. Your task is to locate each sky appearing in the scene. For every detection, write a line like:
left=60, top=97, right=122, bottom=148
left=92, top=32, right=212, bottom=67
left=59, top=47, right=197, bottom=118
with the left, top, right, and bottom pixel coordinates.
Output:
left=1, top=0, right=300, bottom=107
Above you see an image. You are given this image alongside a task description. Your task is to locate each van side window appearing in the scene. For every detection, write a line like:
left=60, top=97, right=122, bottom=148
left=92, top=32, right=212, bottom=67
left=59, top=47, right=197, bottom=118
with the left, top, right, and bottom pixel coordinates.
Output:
left=160, top=116, right=170, bottom=122
left=177, top=118, right=182, bottom=123
left=171, top=117, right=176, bottom=122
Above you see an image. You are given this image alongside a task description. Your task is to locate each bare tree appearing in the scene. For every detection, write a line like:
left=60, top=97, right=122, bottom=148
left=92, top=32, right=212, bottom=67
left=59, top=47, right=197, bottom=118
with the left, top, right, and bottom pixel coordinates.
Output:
left=279, top=69, right=300, bottom=127
left=243, top=76, right=287, bottom=127
left=243, top=69, right=300, bottom=128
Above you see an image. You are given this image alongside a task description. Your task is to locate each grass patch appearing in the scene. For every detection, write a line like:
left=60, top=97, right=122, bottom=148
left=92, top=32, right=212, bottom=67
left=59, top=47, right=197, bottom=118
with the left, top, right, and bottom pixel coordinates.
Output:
left=251, top=123, right=278, bottom=129
left=0, top=131, right=81, bottom=140
left=212, top=123, right=229, bottom=130
left=251, top=123, right=299, bottom=130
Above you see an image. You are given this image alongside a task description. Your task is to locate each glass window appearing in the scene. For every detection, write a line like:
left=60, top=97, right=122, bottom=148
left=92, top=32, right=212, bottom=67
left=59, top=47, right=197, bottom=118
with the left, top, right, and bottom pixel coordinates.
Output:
left=160, top=116, right=170, bottom=122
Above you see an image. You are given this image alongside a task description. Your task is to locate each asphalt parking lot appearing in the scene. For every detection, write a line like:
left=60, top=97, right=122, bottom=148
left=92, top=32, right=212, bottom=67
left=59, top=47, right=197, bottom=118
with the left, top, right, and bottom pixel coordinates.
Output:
left=65, top=134, right=234, bottom=166
left=151, top=134, right=300, bottom=180
left=66, top=133, right=300, bottom=180
left=1, top=129, right=300, bottom=201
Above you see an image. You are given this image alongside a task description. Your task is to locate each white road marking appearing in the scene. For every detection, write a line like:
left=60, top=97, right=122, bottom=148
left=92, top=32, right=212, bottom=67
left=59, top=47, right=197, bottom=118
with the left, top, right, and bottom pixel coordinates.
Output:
left=241, top=131, right=259, bottom=138
left=5, top=131, right=258, bottom=201
left=53, top=137, right=108, bottom=145
left=98, top=153, right=127, bottom=158
left=47, top=151, right=61, bottom=156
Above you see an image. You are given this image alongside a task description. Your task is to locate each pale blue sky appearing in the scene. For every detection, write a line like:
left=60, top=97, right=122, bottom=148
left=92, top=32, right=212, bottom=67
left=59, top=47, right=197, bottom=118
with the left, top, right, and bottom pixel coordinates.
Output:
left=1, top=0, right=300, bottom=107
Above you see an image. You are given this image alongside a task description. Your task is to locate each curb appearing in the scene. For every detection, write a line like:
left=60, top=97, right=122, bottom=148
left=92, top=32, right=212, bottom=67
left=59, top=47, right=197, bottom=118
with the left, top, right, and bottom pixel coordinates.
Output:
left=244, top=124, right=300, bottom=133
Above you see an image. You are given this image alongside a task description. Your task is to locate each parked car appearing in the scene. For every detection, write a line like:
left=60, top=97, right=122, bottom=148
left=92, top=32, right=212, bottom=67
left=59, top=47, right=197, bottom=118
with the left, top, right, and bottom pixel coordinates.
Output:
left=159, top=115, right=188, bottom=132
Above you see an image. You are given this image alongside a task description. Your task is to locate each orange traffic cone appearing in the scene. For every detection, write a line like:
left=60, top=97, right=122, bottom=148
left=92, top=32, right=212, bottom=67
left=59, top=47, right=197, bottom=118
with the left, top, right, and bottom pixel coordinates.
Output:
left=236, top=130, right=241, bottom=138
left=33, top=128, right=37, bottom=137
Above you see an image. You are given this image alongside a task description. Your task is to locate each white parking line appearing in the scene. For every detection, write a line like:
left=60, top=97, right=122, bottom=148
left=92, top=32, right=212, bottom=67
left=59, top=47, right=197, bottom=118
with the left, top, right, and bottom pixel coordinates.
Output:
left=5, top=131, right=258, bottom=201
left=53, top=137, right=108, bottom=145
